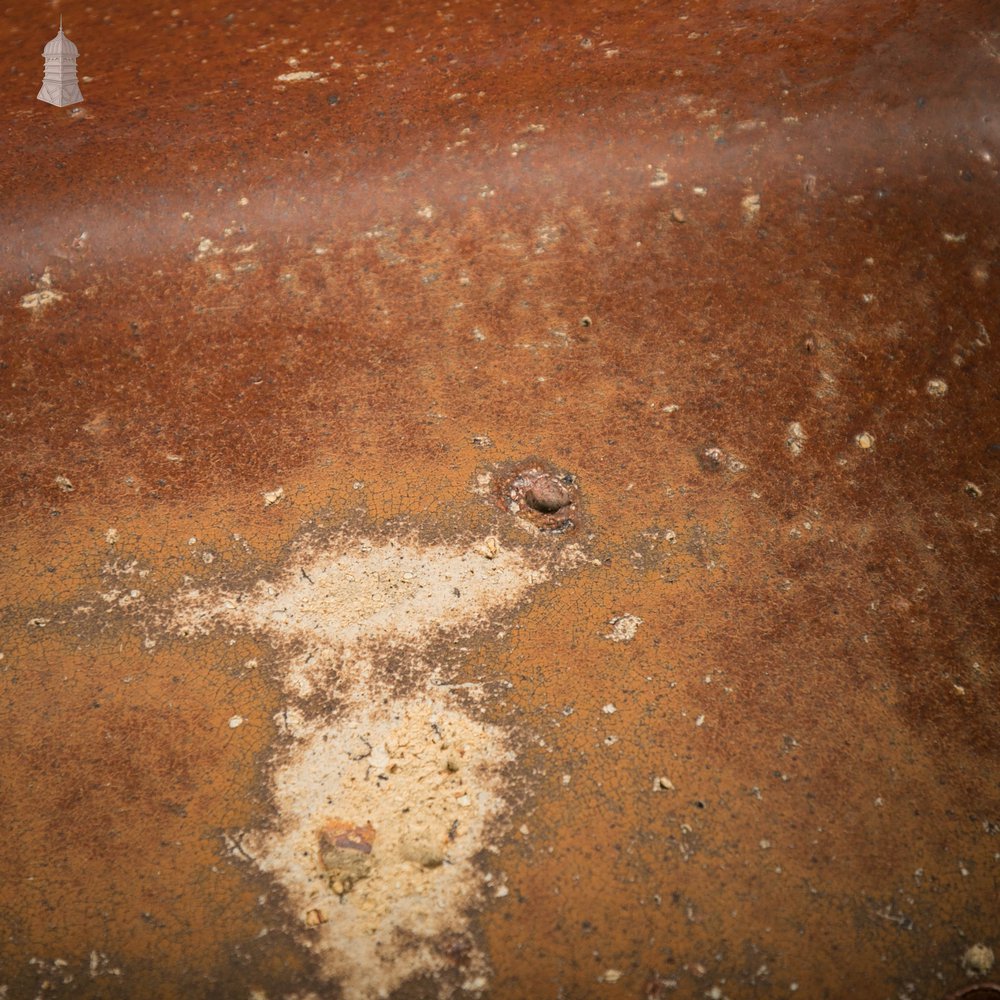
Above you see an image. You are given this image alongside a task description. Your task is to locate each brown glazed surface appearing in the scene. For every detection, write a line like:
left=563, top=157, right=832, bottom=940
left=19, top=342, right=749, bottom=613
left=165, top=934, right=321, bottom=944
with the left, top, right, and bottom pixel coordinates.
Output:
left=1, top=1, right=998, bottom=998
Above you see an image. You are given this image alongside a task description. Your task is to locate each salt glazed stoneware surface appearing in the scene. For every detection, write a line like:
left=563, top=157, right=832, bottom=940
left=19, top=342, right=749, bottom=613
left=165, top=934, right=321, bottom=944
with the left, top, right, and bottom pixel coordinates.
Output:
left=1, top=1, right=998, bottom=998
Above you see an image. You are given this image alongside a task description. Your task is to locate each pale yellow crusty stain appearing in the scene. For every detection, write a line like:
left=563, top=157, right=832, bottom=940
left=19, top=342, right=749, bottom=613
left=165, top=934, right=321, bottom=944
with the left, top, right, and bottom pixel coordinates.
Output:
left=19, top=267, right=64, bottom=310
left=250, top=697, right=509, bottom=1000
left=19, top=288, right=65, bottom=310
left=164, top=528, right=585, bottom=998
left=169, top=533, right=579, bottom=696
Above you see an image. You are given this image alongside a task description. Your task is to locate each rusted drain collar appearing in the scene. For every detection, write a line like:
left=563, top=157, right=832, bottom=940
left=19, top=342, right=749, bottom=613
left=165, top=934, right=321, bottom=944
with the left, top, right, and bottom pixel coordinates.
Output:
left=944, top=985, right=1000, bottom=1000
left=495, top=462, right=581, bottom=532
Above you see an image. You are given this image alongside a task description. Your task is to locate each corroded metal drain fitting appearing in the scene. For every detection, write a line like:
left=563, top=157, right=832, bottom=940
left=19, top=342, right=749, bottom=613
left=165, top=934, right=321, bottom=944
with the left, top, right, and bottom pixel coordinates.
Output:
left=495, top=462, right=580, bottom=532
left=944, top=986, right=1000, bottom=1000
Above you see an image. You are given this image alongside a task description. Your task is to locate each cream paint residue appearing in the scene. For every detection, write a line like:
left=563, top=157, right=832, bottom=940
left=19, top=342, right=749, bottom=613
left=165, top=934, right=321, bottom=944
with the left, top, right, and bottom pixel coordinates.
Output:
left=250, top=698, right=510, bottom=999
left=171, top=535, right=556, bottom=696
left=275, top=70, right=322, bottom=82
left=165, top=530, right=582, bottom=998
left=19, top=267, right=64, bottom=311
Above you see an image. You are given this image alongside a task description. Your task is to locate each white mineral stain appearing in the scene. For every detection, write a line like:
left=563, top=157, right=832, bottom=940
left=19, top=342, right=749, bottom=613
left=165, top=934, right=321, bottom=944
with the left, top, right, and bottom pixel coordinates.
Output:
left=19, top=268, right=64, bottom=311
left=19, top=289, right=65, bottom=310
left=786, top=421, right=807, bottom=457
left=164, top=528, right=583, bottom=997
left=741, top=193, right=761, bottom=222
left=250, top=697, right=509, bottom=1000
left=194, top=237, right=222, bottom=261
left=172, top=535, right=560, bottom=695
left=963, top=942, right=995, bottom=975
left=603, top=613, right=643, bottom=643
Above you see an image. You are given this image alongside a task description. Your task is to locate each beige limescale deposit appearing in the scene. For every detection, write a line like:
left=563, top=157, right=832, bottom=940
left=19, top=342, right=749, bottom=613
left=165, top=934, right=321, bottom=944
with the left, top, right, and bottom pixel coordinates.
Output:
left=603, top=613, right=643, bottom=643
left=170, top=534, right=562, bottom=695
left=253, top=698, right=510, bottom=999
left=163, top=529, right=584, bottom=999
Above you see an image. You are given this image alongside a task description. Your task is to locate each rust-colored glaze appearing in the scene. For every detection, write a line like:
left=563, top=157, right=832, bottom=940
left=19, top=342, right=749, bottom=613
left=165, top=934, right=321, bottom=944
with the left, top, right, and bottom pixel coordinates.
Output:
left=1, top=0, right=998, bottom=998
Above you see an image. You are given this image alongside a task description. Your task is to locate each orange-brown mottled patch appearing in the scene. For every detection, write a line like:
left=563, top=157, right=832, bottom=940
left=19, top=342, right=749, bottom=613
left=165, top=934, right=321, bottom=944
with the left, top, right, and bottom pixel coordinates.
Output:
left=2, top=0, right=998, bottom=997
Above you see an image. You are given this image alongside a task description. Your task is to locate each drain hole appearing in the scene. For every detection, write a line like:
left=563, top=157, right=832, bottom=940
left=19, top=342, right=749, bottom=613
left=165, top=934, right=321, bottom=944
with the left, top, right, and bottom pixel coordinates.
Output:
left=525, top=476, right=572, bottom=514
